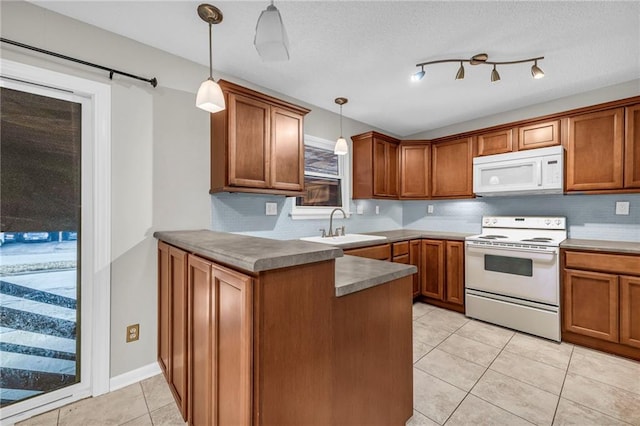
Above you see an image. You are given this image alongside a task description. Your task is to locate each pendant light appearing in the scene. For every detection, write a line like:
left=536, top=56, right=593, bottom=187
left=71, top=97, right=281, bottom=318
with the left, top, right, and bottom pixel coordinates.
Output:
left=531, top=60, right=545, bottom=79
left=490, top=64, right=501, bottom=82
left=196, top=4, right=225, bottom=113
left=455, top=62, right=465, bottom=80
left=254, top=0, right=290, bottom=61
left=334, top=97, right=348, bottom=156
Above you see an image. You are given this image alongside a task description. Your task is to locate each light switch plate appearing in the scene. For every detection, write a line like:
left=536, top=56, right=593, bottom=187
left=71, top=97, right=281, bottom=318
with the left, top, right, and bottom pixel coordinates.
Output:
left=356, top=204, right=364, bottom=215
left=427, top=205, right=434, bottom=214
left=375, top=206, right=380, bottom=215
left=265, top=202, right=277, bottom=216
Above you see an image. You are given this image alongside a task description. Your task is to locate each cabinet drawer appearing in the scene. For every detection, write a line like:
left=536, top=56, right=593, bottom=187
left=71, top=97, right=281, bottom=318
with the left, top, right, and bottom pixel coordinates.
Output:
left=345, top=244, right=391, bottom=261
left=564, top=251, right=640, bottom=276
left=392, top=254, right=409, bottom=264
left=392, top=241, right=409, bottom=257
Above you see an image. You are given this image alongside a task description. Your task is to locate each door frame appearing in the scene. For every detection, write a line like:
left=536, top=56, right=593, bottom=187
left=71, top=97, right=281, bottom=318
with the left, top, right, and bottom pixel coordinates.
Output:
left=0, top=59, right=111, bottom=424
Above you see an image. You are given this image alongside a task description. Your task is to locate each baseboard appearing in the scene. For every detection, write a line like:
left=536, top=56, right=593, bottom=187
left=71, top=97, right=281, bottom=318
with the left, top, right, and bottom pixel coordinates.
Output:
left=109, top=362, right=161, bottom=392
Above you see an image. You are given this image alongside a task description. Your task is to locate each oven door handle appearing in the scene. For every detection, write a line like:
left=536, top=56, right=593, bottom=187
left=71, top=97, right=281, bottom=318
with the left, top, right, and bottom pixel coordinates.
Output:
left=465, top=244, right=557, bottom=259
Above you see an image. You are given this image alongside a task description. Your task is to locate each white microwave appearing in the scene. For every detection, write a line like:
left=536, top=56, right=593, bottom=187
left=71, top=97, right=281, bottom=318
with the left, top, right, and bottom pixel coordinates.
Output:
left=473, top=146, right=564, bottom=196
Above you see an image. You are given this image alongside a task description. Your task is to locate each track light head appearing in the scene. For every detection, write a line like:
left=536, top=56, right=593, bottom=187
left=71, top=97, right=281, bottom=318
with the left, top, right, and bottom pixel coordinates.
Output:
left=491, top=65, right=500, bottom=82
left=411, top=67, right=425, bottom=82
left=455, top=62, right=465, bottom=80
left=531, top=60, right=545, bottom=79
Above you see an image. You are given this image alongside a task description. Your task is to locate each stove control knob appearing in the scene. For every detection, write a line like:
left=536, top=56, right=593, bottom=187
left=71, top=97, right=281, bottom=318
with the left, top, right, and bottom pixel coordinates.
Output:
left=545, top=219, right=551, bottom=225
left=484, top=218, right=490, bottom=225
left=491, top=218, right=497, bottom=225
left=555, top=219, right=561, bottom=225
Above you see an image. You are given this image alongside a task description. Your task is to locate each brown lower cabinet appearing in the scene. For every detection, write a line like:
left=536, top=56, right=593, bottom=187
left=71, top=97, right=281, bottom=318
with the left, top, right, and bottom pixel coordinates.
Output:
left=420, top=240, right=465, bottom=312
left=158, top=241, right=413, bottom=425
left=562, top=249, right=640, bottom=360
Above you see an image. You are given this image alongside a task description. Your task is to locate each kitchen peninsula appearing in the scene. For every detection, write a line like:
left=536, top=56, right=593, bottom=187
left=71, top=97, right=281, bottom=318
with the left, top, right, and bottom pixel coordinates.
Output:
left=154, top=230, right=416, bottom=426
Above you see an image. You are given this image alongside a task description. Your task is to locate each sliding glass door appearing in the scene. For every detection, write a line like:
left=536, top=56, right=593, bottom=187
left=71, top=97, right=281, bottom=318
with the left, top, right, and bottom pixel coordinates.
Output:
left=0, top=85, right=81, bottom=407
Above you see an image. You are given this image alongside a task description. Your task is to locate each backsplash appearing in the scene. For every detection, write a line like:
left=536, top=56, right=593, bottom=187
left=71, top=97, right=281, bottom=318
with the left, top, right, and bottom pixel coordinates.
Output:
left=212, top=193, right=640, bottom=242
left=404, top=193, right=640, bottom=242
left=211, top=193, right=403, bottom=240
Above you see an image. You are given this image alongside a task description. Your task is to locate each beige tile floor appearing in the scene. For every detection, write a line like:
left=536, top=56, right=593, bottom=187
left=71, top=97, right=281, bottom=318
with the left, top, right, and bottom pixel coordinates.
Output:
left=18, top=302, right=640, bottom=425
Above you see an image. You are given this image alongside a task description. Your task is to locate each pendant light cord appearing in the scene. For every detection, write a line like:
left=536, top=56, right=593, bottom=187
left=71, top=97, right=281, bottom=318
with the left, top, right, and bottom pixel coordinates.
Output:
left=208, top=23, right=213, bottom=80
left=340, top=104, right=343, bottom=138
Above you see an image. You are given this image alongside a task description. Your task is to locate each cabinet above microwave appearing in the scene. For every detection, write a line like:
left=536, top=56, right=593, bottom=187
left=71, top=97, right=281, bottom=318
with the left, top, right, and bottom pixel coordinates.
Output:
left=473, top=146, right=564, bottom=196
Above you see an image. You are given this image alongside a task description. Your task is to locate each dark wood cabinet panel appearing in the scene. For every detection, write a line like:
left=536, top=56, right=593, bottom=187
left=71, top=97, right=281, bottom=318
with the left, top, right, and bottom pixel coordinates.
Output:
left=567, top=108, right=624, bottom=191
left=157, top=242, right=188, bottom=420
left=620, top=276, right=640, bottom=349
left=409, top=240, right=421, bottom=298
left=352, top=131, right=400, bottom=199
left=563, top=269, right=619, bottom=342
left=625, top=104, right=640, bottom=188
left=444, top=241, right=464, bottom=306
left=211, top=80, right=309, bottom=196
left=400, top=143, right=430, bottom=198
left=188, top=255, right=252, bottom=426
left=344, top=243, right=391, bottom=261
left=518, top=120, right=561, bottom=150
left=431, top=137, right=473, bottom=198
left=476, top=129, right=513, bottom=156
left=421, top=240, right=445, bottom=300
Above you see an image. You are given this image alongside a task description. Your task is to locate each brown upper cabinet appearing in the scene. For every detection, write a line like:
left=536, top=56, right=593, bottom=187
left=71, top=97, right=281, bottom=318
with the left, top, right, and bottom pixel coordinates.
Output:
left=399, top=142, right=430, bottom=199
left=352, top=131, right=400, bottom=199
left=625, top=104, right=640, bottom=188
left=476, top=129, right=513, bottom=156
left=518, top=119, right=561, bottom=151
left=566, top=108, right=624, bottom=191
left=431, top=137, right=474, bottom=198
left=211, top=80, right=310, bottom=196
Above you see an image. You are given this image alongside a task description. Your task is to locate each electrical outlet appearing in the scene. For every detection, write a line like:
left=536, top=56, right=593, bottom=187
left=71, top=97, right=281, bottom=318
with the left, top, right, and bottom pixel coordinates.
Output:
left=356, top=204, right=364, bottom=215
left=427, top=205, right=434, bottom=214
left=375, top=205, right=380, bottom=215
left=265, top=202, right=277, bottom=216
left=126, top=324, right=139, bottom=342
left=615, top=201, right=630, bottom=215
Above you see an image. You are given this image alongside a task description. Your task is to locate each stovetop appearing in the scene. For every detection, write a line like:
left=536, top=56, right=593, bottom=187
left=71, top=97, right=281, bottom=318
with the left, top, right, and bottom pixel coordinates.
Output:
left=467, top=216, right=567, bottom=247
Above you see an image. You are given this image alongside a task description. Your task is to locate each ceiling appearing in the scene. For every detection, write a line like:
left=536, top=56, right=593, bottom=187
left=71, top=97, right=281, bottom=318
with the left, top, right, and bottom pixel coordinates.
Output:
left=30, top=1, right=640, bottom=137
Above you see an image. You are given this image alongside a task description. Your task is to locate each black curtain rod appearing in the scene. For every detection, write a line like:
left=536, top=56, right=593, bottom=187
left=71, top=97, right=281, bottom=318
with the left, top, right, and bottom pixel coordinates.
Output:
left=1, top=38, right=158, bottom=88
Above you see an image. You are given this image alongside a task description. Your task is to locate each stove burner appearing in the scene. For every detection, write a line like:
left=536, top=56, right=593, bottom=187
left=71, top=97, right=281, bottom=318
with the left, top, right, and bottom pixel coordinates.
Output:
left=521, top=237, right=553, bottom=242
left=478, top=235, right=508, bottom=240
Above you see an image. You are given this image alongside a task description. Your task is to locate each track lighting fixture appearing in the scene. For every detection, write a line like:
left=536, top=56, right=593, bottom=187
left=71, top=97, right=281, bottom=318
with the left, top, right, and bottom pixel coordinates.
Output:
left=196, top=4, right=225, bottom=113
left=412, top=53, right=544, bottom=83
left=334, top=97, right=348, bottom=156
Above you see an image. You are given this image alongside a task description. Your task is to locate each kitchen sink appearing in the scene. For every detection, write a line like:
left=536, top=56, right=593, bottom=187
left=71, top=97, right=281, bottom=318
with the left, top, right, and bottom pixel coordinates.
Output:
left=299, top=234, right=387, bottom=246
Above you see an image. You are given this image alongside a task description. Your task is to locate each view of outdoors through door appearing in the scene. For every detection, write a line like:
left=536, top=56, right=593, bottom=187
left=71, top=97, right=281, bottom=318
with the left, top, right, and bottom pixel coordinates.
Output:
left=0, top=87, right=81, bottom=407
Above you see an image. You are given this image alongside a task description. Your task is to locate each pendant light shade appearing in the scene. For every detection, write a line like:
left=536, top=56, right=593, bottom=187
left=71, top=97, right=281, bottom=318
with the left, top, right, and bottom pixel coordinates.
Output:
left=455, top=62, right=465, bottom=80
left=491, top=65, right=501, bottom=82
left=254, top=1, right=290, bottom=61
left=531, top=60, right=545, bottom=79
left=196, top=78, right=225, bottom=113
left=196, top=4, right=225, bottom=113
left=334, top=97, right=349, bottom=156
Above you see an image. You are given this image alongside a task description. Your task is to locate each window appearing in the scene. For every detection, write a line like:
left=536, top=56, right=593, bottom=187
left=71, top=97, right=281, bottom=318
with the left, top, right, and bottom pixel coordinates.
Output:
left=290, top=135, right=350, bottom=219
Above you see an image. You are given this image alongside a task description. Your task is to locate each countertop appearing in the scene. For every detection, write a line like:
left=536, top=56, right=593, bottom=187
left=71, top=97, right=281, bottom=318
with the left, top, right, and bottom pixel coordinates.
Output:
left=335, top=255, right=417, bottom=297
left=154, top=230, right=342, bottom=273
left=560, top=239, right=640, bottom=255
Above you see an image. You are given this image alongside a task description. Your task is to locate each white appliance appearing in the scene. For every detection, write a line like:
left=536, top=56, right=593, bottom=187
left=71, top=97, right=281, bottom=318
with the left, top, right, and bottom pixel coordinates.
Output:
left=465, top=216, right=567, bottom=341
left=473, top=146, right=564, bottom=196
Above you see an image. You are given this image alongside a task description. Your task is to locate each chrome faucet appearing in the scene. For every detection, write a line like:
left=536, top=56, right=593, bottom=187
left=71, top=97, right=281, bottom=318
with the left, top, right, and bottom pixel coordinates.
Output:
left=327, top=208, right=347, bottom=237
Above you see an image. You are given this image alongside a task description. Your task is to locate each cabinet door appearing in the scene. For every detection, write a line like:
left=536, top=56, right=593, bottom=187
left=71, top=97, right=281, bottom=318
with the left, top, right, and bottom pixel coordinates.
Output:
left=169, top=246, right=188, bottom=420
left=400, top=144, right=430, bottom=198
left=563, top=269, right=619, bottom=342
left=567, top=108, right=624, bottom=191
left=188, top=256, right=253, bottom=426
left=158, top=242, right=170, bottom=377
left=444, top=241, right=464, bottom=306
left=421, top=240, right=445, bottom=300
left=344, top=244, right=391, bottom=261
left=387, top=142, right=399, bottom=197
left=620, top=276, right=640, bottom=349
left=373, top=139, right=388, bottom=196
left=228, top=92, right=271, bottom=189
left=409, top=240, right=421, bottom=298
left=431, top=138, right=473, bottom=198
left=625, top=104, right=640, bottom=188
left=157, top=242, right=188, bottom=420
left=518, top=120, right=560, bottom=151
left=476, top=129, right=513, bottom=156
left=271, top=106, right=304, bottom=191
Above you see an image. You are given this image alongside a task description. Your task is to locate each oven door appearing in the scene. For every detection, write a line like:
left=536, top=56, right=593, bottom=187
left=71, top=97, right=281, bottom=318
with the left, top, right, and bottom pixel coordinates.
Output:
left=465, top=242, right=559, bottom=305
